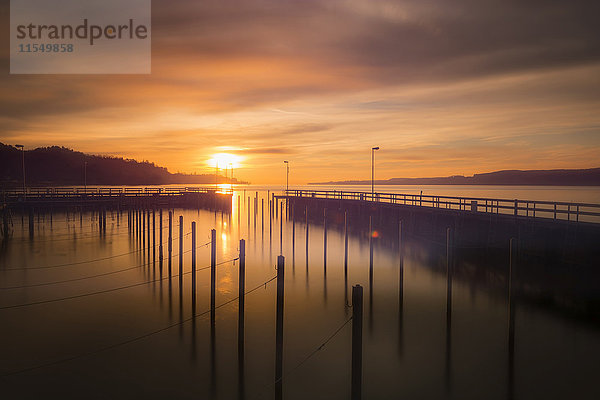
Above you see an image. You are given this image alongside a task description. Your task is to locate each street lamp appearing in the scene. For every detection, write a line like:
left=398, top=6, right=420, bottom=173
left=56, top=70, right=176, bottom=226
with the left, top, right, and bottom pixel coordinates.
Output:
left=371, top=147, right=379, bottom=196
left=283, top=160, right=289, bottom=193
left=84, top=161, right=88, bottom=191
left=15, top=144, right=25, bottom=193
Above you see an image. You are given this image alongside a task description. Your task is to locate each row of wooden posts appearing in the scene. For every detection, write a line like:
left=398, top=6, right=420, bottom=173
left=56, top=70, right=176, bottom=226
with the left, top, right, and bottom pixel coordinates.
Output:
left=20, top=206, right=113, bottom=239
left=123, top=203, right=370, bottom=399
left=126, top=197, right=516, bottom=399
left=61, top=198, right=515, bottom=400
left=15, top=195, right=517, bottom=398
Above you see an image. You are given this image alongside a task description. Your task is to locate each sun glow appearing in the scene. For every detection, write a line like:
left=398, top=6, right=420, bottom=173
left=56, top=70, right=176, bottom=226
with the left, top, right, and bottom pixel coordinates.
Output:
left=207, top=153, right=243, bottom=169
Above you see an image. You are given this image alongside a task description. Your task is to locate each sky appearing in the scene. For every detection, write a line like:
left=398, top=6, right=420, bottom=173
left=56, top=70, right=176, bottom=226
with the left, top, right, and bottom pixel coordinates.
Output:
left=1, top=0, right=599, bottom=184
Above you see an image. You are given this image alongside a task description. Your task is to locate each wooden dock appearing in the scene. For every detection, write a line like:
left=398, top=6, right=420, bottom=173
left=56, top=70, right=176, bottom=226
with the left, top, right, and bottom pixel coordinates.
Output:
left=1, top=186, right=233, bottom=211
left=276, top=189, right=600, bottom=266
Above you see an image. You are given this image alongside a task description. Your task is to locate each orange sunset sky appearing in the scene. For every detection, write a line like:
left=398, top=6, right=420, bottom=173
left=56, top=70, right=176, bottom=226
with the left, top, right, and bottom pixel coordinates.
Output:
left=1, top=0, right=599, bottom=184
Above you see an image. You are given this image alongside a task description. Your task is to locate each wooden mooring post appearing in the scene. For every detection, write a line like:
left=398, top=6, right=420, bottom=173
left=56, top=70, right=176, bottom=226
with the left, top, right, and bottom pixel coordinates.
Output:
left=28, top=208, right=34, bottom=239
left=279, top=201, right=283, bottom=255
left=152, top=210, right=156, bottom=261
left=247, top=196, right=251, bottom=228
left=292, top=204, right=295, bottom=262
left=323, top=209, right=328, bottom=271
left=168, top=211, right=173, bottom=277
left=135, top=209, right=138, bottom=239
left=210, top=228, right=217, bottom=313
left=269, top=200, right=272, bottom=243
left=147, top=210, right=151, bottom=256
left=344, top=211, right=349, bottom=272
left=352, top=284, right=364, bottom=400
left=191, top=221, right=196, bottom=294
left=179, top=216, right=184, bottom=285
left=238, top=239, right=246, bottom=385
left=305, top=205, right=309, bottom=259
left=159, top=209, right=163, bottom=274
left=138, top=209, right=142, bottom=242
left=253, top=196, right=257, bottom=230
left=275, top=255, right=286, bottom=400
left=369, top=215, right=373, bottom=282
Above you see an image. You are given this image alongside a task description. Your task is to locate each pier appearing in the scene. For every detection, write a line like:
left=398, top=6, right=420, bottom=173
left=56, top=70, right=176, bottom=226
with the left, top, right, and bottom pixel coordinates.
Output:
left=277, top=189, right=600, bottom=312
left=1, top=186, right=233, bottom=211
left=277, top=190, right=600, bottom=254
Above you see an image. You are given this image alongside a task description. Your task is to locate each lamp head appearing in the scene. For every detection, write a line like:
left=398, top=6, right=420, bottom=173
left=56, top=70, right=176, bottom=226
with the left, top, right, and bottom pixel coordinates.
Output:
left=15, top=144, right=24, bottom=149
left=372, top=147, right=379, bottom=151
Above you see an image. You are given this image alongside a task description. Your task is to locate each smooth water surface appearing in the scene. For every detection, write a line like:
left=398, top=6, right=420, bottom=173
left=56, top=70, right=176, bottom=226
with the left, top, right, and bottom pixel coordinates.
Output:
left=1, top=188, right=599, bottom=399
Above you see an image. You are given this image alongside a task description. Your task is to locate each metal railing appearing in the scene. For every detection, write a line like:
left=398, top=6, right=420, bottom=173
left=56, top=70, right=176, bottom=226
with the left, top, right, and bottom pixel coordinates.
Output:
left=284, top=189, right=600, bottom=224
left=2, top=186, right=233, bottom=200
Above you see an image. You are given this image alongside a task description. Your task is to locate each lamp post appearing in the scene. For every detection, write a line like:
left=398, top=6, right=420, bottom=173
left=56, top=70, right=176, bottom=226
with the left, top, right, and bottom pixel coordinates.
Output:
left=84, top=161, right=88, bottom=191
left=371, top=147, right=379, bottom=197
left=15, top=144, right=25, bottom=193
left=283, top=161, right=289, bottom=193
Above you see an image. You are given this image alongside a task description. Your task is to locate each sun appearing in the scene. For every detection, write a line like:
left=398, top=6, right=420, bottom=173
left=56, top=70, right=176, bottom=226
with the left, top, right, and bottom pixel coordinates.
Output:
left=207, top=153, right=243, bottom=169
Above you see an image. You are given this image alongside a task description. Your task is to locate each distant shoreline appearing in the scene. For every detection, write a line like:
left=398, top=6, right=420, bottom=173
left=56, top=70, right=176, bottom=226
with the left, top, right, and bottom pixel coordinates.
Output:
left=310, top=167, right=600, bottom=187
left=310, top=183, right=600, bottom=187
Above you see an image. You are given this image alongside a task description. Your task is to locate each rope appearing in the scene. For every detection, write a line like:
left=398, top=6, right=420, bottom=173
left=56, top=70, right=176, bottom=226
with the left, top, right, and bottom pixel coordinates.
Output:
left=2, top=231, right=198, bottom=271
left=0, top=241, right=213, bottom=290
left=8, top=222, right=179, bottom=244
left=252, top=317, right=353, bottom=400
left=0, top=256, right=239, bottom=309
left=0, top=275, right=277, bottom=378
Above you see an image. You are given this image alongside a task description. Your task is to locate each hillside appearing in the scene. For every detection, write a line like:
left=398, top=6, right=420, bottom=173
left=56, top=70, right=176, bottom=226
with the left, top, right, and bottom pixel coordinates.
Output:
left=0, top=143, right=244, bottom=186
left=312, top=168, right=600, bottom=186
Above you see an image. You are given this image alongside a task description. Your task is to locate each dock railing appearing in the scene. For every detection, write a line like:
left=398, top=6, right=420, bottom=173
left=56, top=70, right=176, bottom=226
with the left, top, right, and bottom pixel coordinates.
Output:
left=2, top=186, right=233, bottom=201
left=284, top=189, right=600, bottom=224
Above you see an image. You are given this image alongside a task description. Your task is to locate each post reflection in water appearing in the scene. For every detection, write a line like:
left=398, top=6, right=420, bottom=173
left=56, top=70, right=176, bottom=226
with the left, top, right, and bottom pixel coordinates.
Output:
left=445, top=227, right=453, bottom=392
left=238, top=239, right=246, bottom=400
left=507, top=238, right=517, bottom=400
left=398, top=219, right=404, bottom=357
left=0, top=188, right=598, bottom=400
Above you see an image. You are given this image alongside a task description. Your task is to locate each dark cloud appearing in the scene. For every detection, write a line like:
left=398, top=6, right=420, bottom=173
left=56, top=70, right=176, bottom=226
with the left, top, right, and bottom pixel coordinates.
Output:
left=150, top=0, right=600, bottom=82
left=2, top=0, right=598, bottom=123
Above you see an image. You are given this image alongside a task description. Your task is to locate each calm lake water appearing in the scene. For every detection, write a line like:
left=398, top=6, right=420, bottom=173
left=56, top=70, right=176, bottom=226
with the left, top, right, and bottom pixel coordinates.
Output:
left=1, top=186, right=599, bottom=399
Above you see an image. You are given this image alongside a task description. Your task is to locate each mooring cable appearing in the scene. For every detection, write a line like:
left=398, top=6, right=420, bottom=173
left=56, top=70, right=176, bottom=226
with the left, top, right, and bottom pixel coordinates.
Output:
left=252, top=316, right=354, bottom=400
left=0, top=256, right=239, bottom=309
left=0, top=241, right=213, bottom=290
left=2, top=230, right=196, bottom=271
left=0, top=274, right=277, bottom=378
left=9, top=221, right=181, bottom=244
